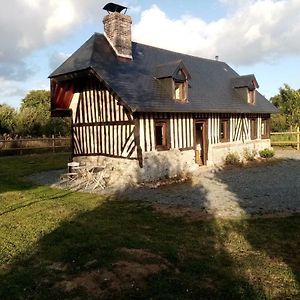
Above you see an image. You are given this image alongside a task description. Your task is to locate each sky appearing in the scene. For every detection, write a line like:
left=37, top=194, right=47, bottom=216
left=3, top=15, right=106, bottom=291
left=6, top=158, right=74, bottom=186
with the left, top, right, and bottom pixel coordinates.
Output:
left=1, top=0, right=300, bottom=108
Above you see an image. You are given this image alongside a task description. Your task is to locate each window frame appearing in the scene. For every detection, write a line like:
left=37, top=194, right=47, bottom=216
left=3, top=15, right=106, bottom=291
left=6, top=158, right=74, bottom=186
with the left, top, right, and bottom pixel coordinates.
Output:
left=261, top=118, right=270, bottom=139
left=173, top=80, right=188, bottom=101
left=251, top=118, right=257, bottom=140
left=154, top=119, right=170, bottom=151
left=219, top=119, right=230, bottom=142
left=248, top=89, right=256, bottom=104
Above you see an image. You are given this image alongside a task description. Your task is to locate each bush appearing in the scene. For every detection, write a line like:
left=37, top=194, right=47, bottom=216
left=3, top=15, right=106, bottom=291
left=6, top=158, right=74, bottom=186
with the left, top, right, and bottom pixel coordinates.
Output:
left=243, top=148, right=257, bottom=161
left=259, top=148, right=275, bottom=159
left=225, top=152, right=241, bottom=166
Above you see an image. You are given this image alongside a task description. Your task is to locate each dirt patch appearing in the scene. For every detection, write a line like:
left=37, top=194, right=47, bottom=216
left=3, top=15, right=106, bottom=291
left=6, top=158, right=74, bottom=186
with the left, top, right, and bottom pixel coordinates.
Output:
left=56, top=248, right=171, bottom=297
left=46, top=261, right=69, bottom=272
left=151, top=203, right=213, bottom=221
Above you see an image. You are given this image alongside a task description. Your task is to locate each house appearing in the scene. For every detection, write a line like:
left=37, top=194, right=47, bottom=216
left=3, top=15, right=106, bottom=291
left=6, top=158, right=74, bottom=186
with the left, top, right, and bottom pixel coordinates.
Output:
left=49, top=3, right=277, bottom=182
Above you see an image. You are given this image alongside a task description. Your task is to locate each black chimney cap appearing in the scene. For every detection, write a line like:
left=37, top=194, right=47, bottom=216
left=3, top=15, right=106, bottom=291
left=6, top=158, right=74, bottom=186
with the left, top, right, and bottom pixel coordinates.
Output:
left=103, top=3, right=127, bottom=14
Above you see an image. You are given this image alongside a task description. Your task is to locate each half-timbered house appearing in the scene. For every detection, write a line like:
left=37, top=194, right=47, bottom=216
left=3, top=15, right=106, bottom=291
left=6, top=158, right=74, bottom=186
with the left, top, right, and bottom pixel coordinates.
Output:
left=49, top=3, right=277, bottom=182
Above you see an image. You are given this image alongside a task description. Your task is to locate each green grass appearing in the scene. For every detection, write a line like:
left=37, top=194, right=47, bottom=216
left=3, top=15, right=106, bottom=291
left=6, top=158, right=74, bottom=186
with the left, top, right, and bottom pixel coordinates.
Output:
left=1, top=154, right=300, bottom=299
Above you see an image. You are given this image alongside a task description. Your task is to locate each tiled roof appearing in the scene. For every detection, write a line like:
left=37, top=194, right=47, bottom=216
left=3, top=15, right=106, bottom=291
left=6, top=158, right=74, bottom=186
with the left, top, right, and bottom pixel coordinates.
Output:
left=50, top=33, right=277, bottom=114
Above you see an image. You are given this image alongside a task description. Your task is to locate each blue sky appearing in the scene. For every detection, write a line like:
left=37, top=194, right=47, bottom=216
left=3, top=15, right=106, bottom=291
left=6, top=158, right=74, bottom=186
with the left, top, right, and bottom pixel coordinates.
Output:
left=1, top=0, right=300, bottom=108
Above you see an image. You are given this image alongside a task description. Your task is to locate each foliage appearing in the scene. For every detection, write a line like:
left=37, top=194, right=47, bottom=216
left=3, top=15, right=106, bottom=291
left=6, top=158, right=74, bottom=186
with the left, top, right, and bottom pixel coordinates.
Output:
left=1, top=154, right=300, bottom=299
left=259, top=148, right=275, bottom=159
left=15, top=106, right=44, bottom=136
left=243, top=148, right=257, bottom=162
left=0, top=104, right=17, bottom=134
left=270, top=84, right=300, bottom=131
left=225, top=152, right=241, bottom=165
left=1, top=90, right=70, bottom=137
left=270, top=114, right=289, bottom=132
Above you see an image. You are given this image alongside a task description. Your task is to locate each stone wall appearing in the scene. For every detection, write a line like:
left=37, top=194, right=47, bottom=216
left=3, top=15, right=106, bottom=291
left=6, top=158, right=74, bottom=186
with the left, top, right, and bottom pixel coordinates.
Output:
left=207, top=139, right=272, bottom=166
left=74, top=140, right=272, bottom=189
left=74, top=149, right=197, bottom=189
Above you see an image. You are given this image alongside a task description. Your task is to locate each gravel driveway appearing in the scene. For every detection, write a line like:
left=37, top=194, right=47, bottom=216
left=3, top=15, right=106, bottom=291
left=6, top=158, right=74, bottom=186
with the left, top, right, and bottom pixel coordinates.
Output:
left=121, top=150, right=300, bottom=218
left=28, top=150, right=300, bottom=218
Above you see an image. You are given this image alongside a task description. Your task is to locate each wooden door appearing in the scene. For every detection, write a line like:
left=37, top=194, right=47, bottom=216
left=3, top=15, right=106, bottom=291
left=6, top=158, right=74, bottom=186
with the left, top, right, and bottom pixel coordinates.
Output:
left=195, top=121, right=207, bottom=165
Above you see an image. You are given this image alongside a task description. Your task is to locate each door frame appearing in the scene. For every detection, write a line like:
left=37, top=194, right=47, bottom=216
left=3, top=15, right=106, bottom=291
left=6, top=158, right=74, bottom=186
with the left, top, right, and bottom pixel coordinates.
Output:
left=194, top=120, right=208, bottom=165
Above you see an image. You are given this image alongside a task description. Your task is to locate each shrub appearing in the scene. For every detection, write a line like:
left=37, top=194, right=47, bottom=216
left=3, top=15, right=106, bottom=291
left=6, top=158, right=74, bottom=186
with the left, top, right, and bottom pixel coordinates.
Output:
left=243, top=148, right=257, bottom=162
left=259, top=148, right=275, bottom=159
left=225, top=152, right=241, bottom=166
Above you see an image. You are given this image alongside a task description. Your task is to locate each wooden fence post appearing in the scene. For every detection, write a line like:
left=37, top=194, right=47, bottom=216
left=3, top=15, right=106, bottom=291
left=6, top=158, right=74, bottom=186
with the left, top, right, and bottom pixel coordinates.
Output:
left=297, top=127, right=300, bottom=151
left=52, top=135, right=55, bottom=153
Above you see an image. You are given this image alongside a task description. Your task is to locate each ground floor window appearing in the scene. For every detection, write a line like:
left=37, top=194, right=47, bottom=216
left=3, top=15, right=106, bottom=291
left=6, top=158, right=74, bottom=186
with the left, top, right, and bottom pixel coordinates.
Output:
left=220, top=119, right=229, bottom=142
left=154, top=120, right=170, bottom=150
left=261, top=119, right=269, bottom=139
left=251, top=118, right=257, bottom=139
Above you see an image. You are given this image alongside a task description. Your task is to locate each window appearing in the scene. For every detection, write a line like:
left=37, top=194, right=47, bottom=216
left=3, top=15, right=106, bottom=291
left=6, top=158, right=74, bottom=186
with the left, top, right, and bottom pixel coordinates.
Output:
left=248, top=90, right=256, bottom=104
left=261, top=119, right=269, bottom=139
left=173, top=68, right=188, bottom=101
left=155, top=120, right=170, bottom=150
left=251, top=118, right=257, bottom=139
left=174, top=80, right=187, bottom=101
left=220, top=120, right=229, bottom=142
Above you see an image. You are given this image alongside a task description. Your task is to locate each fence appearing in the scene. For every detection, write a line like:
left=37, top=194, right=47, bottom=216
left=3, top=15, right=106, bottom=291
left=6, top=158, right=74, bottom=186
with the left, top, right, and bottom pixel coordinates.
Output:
left=1, top=131, right=299, bottom=155
left=271, top=127, right=300, bottom=150
left=0, top=136, right=71, bottom=155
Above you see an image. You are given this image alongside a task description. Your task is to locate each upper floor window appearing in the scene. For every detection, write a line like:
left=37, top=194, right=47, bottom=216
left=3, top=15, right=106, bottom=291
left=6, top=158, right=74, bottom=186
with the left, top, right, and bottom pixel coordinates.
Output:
left=248, top=89, right=256, bottom=104
left=154, top=60, right=190, bottom=102
left=174, top=80, right=188, bottom=101
left=232, top=75, right=259, bottom=105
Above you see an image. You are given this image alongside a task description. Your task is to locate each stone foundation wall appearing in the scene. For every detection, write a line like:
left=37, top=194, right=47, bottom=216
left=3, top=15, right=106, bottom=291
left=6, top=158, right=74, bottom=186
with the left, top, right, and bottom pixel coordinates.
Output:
left=141, top=149, right=197, bottom=181
left=207, top=139, right=271, bottom=166
left=74, top=149, right=196, bottom=188
left=74, top=140, right=271, bottom=188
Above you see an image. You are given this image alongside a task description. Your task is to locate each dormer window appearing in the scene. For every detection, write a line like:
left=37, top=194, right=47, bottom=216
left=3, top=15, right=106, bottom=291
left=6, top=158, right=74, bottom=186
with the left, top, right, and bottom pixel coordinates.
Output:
left=248, top=89, right=256, bottom=104
left=232, top=74, right=259, bottom=105
left=173, top=69, right=188, bottom=101
left=247, top=79, right=257, bottom=104
left=155, top=60, right=191, bottom=102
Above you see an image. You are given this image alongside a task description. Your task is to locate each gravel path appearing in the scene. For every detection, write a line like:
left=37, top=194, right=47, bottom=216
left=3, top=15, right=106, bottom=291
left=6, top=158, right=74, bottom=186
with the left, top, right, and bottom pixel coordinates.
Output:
left=27, top=150, right=300, bottom=218
left=120, top=150, right=300, bottom=218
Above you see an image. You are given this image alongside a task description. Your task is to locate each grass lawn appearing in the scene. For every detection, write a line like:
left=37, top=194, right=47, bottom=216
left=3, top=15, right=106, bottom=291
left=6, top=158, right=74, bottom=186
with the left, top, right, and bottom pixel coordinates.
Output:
left=1, top=153, right=300, bottom=299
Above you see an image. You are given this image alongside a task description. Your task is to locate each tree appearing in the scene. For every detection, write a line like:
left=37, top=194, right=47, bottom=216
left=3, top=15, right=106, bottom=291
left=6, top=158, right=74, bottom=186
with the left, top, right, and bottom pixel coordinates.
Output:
left=270, top=84, right=300, bottom=131
left=20, top=90, right=50, bottom=110
left=16, top=90, right=70, bottom=137
left=0, top=104, right=17, bottom=134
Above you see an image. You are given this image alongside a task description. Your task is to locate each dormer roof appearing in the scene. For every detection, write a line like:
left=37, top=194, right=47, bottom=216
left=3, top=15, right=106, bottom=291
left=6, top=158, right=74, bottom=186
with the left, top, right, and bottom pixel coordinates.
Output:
left=154, top=60, right=191, bottom=80
left=232, top=74, right=259, bottom=90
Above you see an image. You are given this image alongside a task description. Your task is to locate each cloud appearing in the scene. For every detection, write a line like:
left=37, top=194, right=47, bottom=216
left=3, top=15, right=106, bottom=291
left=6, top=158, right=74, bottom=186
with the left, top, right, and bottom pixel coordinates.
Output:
left=133, top=1, right=300, bottom=66
left=0, top=0, right=109, bottom=106
left=0, top=77, right=26, bottom=107
left=0, top=0, right=107, bottom=81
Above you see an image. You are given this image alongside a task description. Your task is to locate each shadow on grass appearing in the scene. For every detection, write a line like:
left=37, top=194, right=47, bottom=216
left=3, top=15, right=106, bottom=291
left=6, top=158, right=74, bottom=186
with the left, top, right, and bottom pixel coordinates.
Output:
left=214, top=158, right=300, bottom=299
left=1, top=154, right=300, bottom=299
left=1, top=198, right=265, bottom=300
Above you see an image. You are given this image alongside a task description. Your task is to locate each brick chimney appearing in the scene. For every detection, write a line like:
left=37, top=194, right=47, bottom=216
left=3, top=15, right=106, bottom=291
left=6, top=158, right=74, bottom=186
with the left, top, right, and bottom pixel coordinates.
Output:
left=103, top=10, right=132, bottom=60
